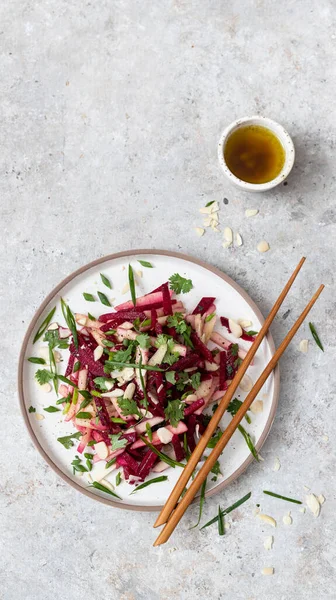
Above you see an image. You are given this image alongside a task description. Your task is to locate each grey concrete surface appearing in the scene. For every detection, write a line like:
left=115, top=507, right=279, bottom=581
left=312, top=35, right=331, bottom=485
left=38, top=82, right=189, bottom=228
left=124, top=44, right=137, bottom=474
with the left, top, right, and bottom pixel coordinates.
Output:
left=1, top=1, right=335, bottom=599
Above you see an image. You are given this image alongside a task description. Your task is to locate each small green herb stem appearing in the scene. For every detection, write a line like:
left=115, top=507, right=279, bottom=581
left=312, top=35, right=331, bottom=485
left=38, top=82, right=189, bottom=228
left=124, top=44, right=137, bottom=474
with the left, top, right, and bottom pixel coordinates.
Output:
left=263, top=490, right=302, bottom=504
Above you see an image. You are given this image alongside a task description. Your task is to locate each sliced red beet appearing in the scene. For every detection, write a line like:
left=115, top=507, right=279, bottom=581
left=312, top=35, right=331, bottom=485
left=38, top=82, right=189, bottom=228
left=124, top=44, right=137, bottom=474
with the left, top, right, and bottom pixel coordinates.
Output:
left=138, top=449, right=159, bottom=479
left=99, top=309, right=146, bottom=326
left=154, top=322, right=163, bottom=335
left=184, top=398, right=205, bottom=416
left=171, top=434, right=185, bottom=462
left=121, top=431, right=137, bottom=444
left=150, top=309, right=157, bottom=330
left=190, top=332, right=214, bottom=363
left=219, top=351, right=227, bottom=389
left=192, top=297, right=216, bottom=315
left=95, top=397, right=120, bottom=433
left=170, top=353, right=201, bottom=371
left=64, top=353, right=75, bottom=377
left=116, top=452, right=139, bottom=476
left=186, top=415, right=197, bottom=452
left=162, top=282, right=173, bottom=316
left=78, top=345, right=105, bottom=376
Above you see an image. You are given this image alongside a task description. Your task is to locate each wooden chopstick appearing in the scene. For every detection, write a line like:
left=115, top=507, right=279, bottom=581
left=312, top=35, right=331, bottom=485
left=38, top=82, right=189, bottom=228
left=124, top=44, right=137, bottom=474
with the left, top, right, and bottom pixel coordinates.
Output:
left=153, top=283, right=324, bottom=546
left=153, top=257, right=306, bottom=529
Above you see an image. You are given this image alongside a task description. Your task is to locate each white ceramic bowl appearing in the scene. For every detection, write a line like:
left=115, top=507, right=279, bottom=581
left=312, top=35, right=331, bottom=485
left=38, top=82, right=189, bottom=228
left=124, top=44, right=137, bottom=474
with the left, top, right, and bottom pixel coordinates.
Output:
left=218, top=116, right=295, bottom=192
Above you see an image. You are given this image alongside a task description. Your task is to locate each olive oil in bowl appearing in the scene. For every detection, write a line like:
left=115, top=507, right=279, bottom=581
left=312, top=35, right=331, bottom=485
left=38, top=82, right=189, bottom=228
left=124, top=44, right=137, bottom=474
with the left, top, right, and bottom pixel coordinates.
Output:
left=224, top=125, right=286, bottom=184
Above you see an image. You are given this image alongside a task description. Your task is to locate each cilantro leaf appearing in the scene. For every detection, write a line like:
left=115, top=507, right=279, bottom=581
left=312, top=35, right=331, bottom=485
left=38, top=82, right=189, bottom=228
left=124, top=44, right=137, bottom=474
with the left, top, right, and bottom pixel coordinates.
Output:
left=109, top=433, right=128, bottom=451
left=169, top=274, right=193, bottom=295
left=230, top=343, right=239, bottom=357
left=136, top=333, right=151, bottom=349
left=163, top=350, right=180, bottom=366
left=117, top=397, right=141, bottom=418
left=165, top=371, right=176, bottom=385
left=176, top=371, right=189, bottom=391
left=57, top=431, right=82, bottom=449
left=35, top=369, right=53, bottom=385
left=210, top=459, right=222, bottom=481
left=190, top=372, right=201, bottom=390
left=28, top=406, right=36, bottom=413
left=155, top=334, right=169, bottom=347
left=93, top=377, right=112, bottom=391
left=43, top=330, right=69, bottom=350
left=164, top=399, right=184, bottom=427
left=167, top=313, right=188, bottom=334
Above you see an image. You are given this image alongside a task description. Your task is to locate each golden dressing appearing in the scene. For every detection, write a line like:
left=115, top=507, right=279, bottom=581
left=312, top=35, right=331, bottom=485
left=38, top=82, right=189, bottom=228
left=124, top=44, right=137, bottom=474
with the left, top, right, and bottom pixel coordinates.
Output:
left=224, top=125, right=285, bottom=184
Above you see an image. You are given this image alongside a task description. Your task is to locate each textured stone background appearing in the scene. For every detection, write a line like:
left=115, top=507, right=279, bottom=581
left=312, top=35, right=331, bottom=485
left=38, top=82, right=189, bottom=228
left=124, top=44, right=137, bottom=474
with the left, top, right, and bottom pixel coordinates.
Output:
left=1, top=1, right=335, bottom=599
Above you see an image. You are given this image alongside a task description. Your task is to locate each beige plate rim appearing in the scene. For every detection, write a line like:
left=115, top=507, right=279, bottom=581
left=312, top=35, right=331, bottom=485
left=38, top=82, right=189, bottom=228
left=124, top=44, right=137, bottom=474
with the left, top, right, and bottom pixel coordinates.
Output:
left=18, top=249, right=280, bottom=512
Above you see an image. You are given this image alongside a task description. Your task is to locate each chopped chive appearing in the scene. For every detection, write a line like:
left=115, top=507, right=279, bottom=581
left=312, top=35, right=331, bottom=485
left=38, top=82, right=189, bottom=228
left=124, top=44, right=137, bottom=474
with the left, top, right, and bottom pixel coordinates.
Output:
left=28, top=357, right=46, bottom=365
left=60, top=299, right=78, bottom=349
left=138, top=260, right=153, bottom=268
left=87, top=440, right=96, bottom=447
left=140, top=436, right=185, bottom=468
left=190, top=478, right=207, bottom=529
left=78, top=390, right=92, bottom=401
left=128, top=264, right=136, bottom=306
left=72, top=388, right=78, bottom=405
left=33, top=306, right=56, bottom=343
left=84, top=453, right=93, bottom=459
left=86, top=459, right=92, bottom=471
left=57, top=374, right=78, bottom=387
left=28, top=406, right=36, bottom=413
left=89, top=481, right=121, bottom=499
left=138, top=354, right=148, bottom=410
left=130, top=476, right=168, bottom=494
left=204, top=313, right=215, bottom=323
left=48, top=344, right=58, bottom=394
left=146, top=422, right=153, bottom=441
left=75, top=411, right=93, bottom=419
left=97, top=291, right=111, bottom=307
left=73, top=360, right=81, bottom=373
left=100, top=273, right=112, bottom=289
left=63, top=402, right=70, bottom=415
left=87, top=313, right=96, bottom=321
left=116, top=471, right=122, bottom=486
left=263, top=490, right=302, bottom=505
left=91, top=390, right=102, bottom=398
left=83, top=292, right=95, bottom=302
left=238, top=424, right=259, bottom=461
left=43, top=405, right=60, bottom=413
left=105, top=458, right=117, bottom=468
left=205, top=200, right=215, bottom=207
left=201, top=492, right=252, bottom=529
left=105, top=329, right=117, bottom=335
left=111, top=417, right=127, bottom=424
left=218, top=506, right=225, bottom=535
left=309, top=322, right=324, bottom=351
left=79, top=398, right=91, bottom=410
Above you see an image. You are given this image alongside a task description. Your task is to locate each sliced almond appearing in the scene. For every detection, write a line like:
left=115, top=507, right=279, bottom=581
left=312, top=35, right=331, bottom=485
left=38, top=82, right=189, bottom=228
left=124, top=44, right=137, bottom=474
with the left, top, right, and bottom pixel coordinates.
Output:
left=257, top=513, right=277, bottom=527
left=317, top=494, right=326, bottom=505
left=299, top=507, right=306, bottom=514
left=250, top=399, right=263, bottom=414
left=195, top=227, right=205, bottom=237
left=222, top=240, right=232, bottom=249
left=235, top=232, right=243, bottom=247
left=102, top=389, right=124, bottom=398
left=223, top=227, right=233, bottom=243
left=93, top=346, right=104, bottom=362
left=273, top=457, right=281, bottom=472
left=283, top=512, right=292, bottom=525
left=245, top=209, right=259, bottom=217
left=76, top=316, right=87, bottom=326
left=239, top=374, right=253, bottom=393
left=95, top=441, right=108, bottom=460
left=123, top=382, right=136, bottom=400
left=156, top=427, right=174, bottom=444
left=34, top=413, right=45, bottom=421
left=122, top=282, right=130, bottom=294
left=238, top=318, right=252, bottom=328
left=47, top=322, right=59, bottom=331
left=136, top=270, right=143, bottom=278
left=53, top=350, right=62, bottom=363
left=261, top=567, right=274, bottom=576
left=322, top=434, right=329, bottom=442
left=299, top=339, right=309, bottom=353
left=199, top=206, right=214, bottom=215
left=203, top=216, right=212, bottom=227
left=210, top=201, right=219, bottom=212
left=40, top=383, right=52, bottom=393
left=264, top=536, right=274, bottom=550
left=257, top=240, right=270, bottom=253
left=228, top=319, right=243, bottom=338
left=100, top=478, right=115, bottom=492
left=306, top=493, right=320, bottom=517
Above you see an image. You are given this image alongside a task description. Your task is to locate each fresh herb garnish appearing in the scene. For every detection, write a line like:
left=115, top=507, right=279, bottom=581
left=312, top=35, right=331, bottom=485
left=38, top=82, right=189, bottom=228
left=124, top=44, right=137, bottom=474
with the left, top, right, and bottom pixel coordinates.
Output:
left=245, top=330, right=258, bottom=337
left=205, top=200, right=215, bottom=207
left=207, top=429, right=223, bottom=449
left=167, top=312, right=193, bottom=347
left=48, top=343, right=58, bottom=394
left=83, top=292, right=95, bottom=302
left=164, top=399, right=184, bottom=428
left=140, top=437, right=185, bottom=468
left=190, top=478, right=207, bottom=529
left=43, top=406, right=60, bottom=413
left=57, top=374, right=78, bottom=387
left=87, top=440, right=96, bottom=447
left=105, top=360, right=165, bottom=373
left=190, top=372, right=201, bottom=390
left=136, top=333, right=151, bottom=349
left=35, top=369, right=53, bottom=385
left=116, top=471, right=122, bottom=486
left=210, top=460, right=222, bottom=481
left=205, top=313, right=215, bottom=323
left=75, top=411, right=93, bottom=419
left=100, top=273, right=112, bottom=289
left=169, top=274, right=193, bottom=295
left=33, top=307, right=56, bottom=344
left=97, top=291, right=111, bottom=307
left=138, top=354, right=148, bottom=410
left=93, top=377, right=112, bottom=391
left=218, top=506, right=225, bottom=535
left=201, top=492, right=252, bottom=529
left=28, top=406, right=36, bottom=413
left=165, top=371, right=176, bottom=385
left=110, top=417, right=127, bottom=424
left=117, top=397, right=141, bottom=418
left=89, top=481, right=121, bottom=499
left=309, top=322, right=324, bottom=351
left=79, top=398, right=92, bottom=410
left=73, top=360, right=81, bottom=373
left=60, top=298, right=78, bottom=349
left=263, top=490, right=302, bottom=504
left=128, top=264, right=136, bottom=306
left=227, top=398, right=251, bottom=424
left=130, top=476, right=168, bottom=494
left=105, top=457, right=117, bottom=468
left=57, top=431, right=82, bottom=449
left=71, top=455, right=88, bottom=474
left=104, top=329, right=117, bottom=336
left=109, top=433, right=128, bottom=451
left=138, top=260, right=153, bottom=268
left=230, top=343, right=239, bottom=357
left=238, top=424, right=259, bottom=461
left=146, top=422, right=153, bottom=441
left=28, top=357, right=46, bottom=365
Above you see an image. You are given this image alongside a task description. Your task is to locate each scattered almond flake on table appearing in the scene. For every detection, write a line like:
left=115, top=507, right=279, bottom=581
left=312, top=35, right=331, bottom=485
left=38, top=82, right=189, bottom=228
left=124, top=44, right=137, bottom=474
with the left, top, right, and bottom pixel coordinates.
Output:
left=317, top=494, right=326, bottom=505
left=306, top=494, right=321, bottom=517
left=245, top=209, right=259, bottom=217
left=264, top=536, right=274, bottom=550
left=257, top=240, right=270, bottom=253
left=239, top=374, right=253, bottom=392
left=299, top=339, right=309, bottom=353
left=299, top=507, right=306, bottom=513
left=195, top=227, right=205, bottom=237
left=322, top=434, right=329, bottom=442
left=229, top=318, right=243, bottom=338
left=222, top=240, right=232, bottom=249
left=283, top=511, right=293, bottom=526
left=250, top=400, right=264, bottom=414
left=257, top=514, right=277, bottom=527
left=223, top=227, right=233, bottom=243
left=253, top=506, right=261, bottom=516
left=273, top=457, right=281, bottom=472
left=235, top=232, right=243, bottom=247
left=40, top=383, right=52, bottom=393
left=261, top=567, right=274, bottom=576
left=303, top=485, right=310, bottom=492
left=238, top=318, right=252, bottom=328
left=34, top=413, right=45, bottom=421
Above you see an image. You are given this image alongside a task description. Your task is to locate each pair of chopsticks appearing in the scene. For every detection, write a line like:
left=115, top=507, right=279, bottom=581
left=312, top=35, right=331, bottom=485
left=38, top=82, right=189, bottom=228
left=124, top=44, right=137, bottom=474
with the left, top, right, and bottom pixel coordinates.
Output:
left=153, top=257, right=324, bottom=546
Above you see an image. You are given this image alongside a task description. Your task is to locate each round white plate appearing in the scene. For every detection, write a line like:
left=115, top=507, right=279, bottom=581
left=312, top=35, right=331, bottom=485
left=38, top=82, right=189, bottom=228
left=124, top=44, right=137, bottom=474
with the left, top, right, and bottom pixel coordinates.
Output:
left=19, top=250, right=279, bottom=511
